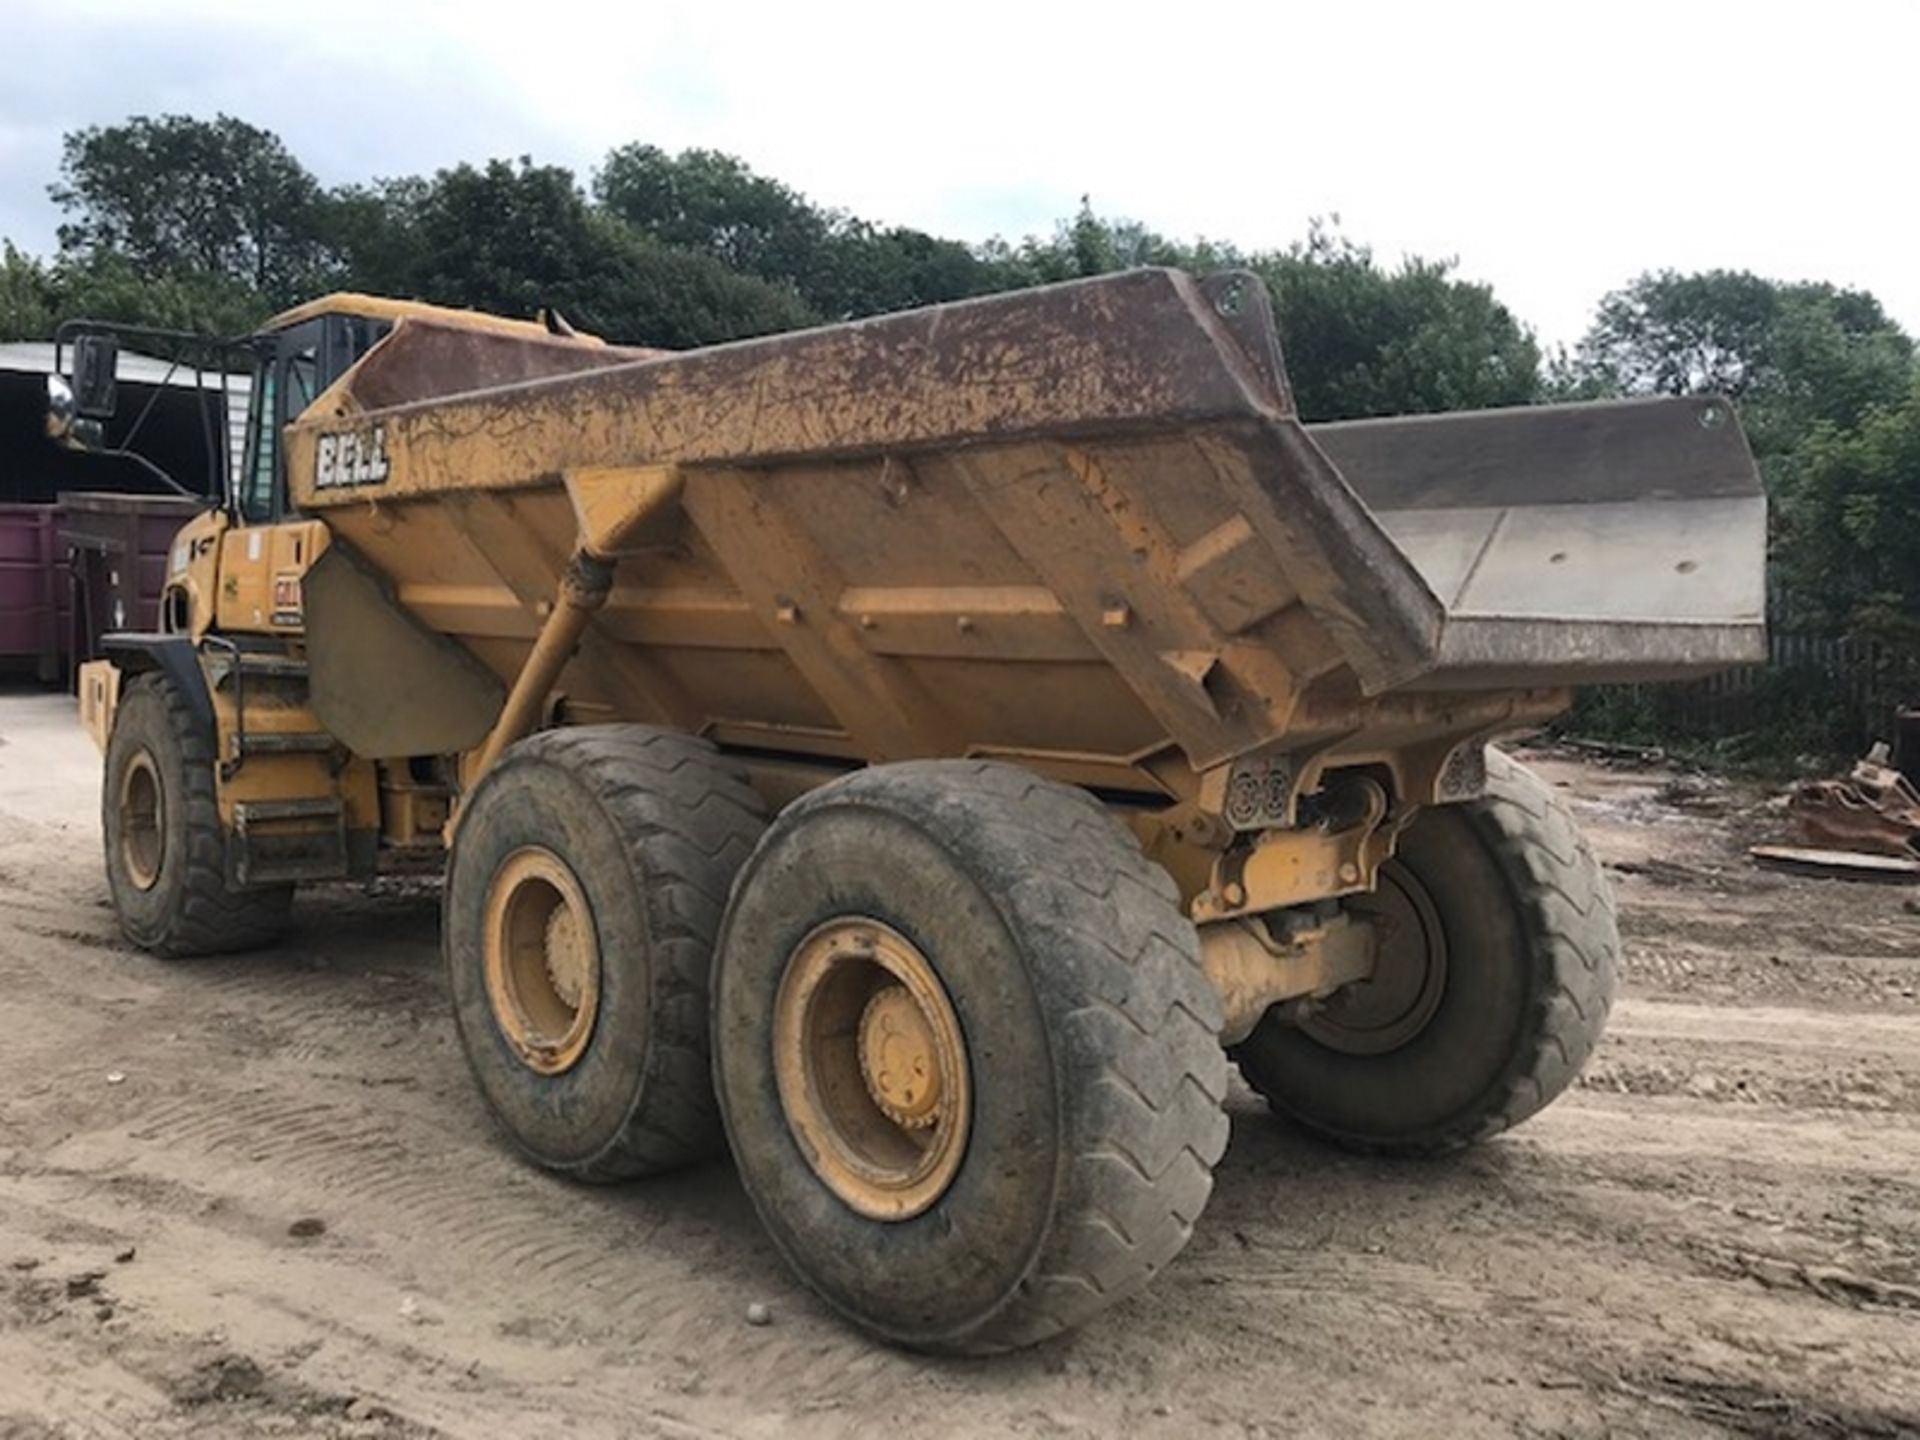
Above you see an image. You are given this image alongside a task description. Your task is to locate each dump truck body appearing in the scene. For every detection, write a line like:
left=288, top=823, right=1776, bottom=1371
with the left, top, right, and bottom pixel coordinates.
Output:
left=66, top=270, right=1765, bottom=1354
left=283, top=270, right=1760, bottom=806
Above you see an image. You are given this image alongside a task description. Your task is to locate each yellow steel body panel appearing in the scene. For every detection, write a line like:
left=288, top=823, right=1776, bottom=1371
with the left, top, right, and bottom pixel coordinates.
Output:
left=193, top=648, right=374, bottom=831
left=78, top=659, right=119, bottom=752
left=213, top=521, right=331, bottom=635
left=166, top=508, right=226, bottom=638
left=290, top=429, right=1563, bottom=800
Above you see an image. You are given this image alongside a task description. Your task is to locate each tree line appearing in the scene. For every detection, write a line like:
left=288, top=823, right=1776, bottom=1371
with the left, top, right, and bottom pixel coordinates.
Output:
left=3, top=113, right=1916, bottom=757
left=0, top=114, right=1547, bottom=421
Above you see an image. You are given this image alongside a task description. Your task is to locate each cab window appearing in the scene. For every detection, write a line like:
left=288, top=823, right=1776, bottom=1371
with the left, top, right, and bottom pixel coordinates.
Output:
left=234, top=314, right=389, bottom=526
left=236, top=319, right=324, bottom=525
left=286, top=342, right=320, bottom=417
left=237, top=364, right=279, bottom=524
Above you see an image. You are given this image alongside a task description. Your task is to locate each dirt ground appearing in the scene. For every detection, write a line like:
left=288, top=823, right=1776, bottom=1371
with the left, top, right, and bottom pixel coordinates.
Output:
left=2, top=689, right=1918, bottom=1439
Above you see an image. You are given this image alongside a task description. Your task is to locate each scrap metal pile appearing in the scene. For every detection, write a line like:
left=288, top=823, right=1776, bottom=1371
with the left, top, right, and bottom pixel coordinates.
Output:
left=1752, top=741, right=1920, bottom=882
left=1790, top=746, right=1920, bottom=861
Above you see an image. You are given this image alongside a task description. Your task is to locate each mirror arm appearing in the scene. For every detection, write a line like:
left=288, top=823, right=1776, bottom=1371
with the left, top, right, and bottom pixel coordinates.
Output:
left=97, top=444, right=196, bottom=500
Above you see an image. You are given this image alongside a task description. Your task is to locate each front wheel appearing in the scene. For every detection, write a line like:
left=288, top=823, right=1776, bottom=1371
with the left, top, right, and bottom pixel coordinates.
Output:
left=103, top=672, right=292, bottom=956
left=1233, top=748, right=1618, bottom=1154
left=712, top=761, right=1229, bottom=1354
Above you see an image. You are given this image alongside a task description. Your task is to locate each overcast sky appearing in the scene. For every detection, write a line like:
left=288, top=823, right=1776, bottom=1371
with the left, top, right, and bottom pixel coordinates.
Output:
left=5, top=0, right=1914, bottom=347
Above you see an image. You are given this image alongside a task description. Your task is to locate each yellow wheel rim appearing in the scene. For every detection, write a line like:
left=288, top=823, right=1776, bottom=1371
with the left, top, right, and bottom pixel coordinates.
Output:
left=482, top=847, right=601, bottom=1075
left=118, top=749, right=164, bottom=892
left=773, top=918, right=971, bottom=1221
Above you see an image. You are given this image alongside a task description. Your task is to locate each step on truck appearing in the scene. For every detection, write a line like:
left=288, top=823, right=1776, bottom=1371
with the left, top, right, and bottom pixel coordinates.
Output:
left=59, top=270, right=1766, bottom=1352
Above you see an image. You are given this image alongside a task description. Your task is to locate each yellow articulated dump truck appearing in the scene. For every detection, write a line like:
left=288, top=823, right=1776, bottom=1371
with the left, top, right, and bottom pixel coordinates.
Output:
left=57, top=271, right=1766, bottom=1352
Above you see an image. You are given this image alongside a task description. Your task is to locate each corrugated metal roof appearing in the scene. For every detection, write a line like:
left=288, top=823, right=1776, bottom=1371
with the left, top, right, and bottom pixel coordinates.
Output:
left=0, top=341, right=248, bottom=389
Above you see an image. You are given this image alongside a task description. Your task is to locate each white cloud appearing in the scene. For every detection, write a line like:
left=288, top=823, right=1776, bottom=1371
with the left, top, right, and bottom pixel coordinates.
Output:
left=6, top=0, right=1916, bottom=346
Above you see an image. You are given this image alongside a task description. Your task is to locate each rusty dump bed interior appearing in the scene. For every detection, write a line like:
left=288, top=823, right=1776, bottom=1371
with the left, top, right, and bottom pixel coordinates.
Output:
left=285, top=268, right=1765, bottom=792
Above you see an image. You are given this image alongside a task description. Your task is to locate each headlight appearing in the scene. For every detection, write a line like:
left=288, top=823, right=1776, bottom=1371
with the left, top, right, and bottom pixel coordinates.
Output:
left=45, top=374, right=75, bottom=439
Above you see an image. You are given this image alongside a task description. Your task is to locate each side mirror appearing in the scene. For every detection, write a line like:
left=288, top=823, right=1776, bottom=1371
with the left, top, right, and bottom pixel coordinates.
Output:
left=70, top=333, right=119, bottom=419
left=45, top=374, right=75, bottom=440
left=46, top=376, right=106, bottom=450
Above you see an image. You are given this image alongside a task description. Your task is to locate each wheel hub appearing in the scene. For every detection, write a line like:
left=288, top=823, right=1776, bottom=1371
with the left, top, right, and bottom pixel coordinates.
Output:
left=773, top=919, right=971, bottom=1221
left=858, top=984, right=942, bottom=1129
left=482, top=847, right=601, bottom=1076
left=1301, top=859, right=1448, bottom=1056
left=118, top=748, right=165, bottom=892
left=543, top=904, right=590, bottom=1011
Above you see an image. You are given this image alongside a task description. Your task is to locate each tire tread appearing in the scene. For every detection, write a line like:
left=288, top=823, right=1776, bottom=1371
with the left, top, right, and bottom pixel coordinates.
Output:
left=477, top=726, right=766, bottom=1180
left=1238, top=747, right=1617, bottom=1154
left=780, top=760, right=1229, bottom=1353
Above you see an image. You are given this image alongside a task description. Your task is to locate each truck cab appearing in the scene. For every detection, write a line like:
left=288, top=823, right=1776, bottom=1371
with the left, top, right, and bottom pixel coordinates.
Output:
left=53, top=295, right=569, bottom=936
left=230, top=305, right=394, bottom=529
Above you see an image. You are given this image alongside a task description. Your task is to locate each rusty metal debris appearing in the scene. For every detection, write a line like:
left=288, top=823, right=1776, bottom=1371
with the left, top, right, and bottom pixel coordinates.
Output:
left=1788, top=745, right=1920, bottom=861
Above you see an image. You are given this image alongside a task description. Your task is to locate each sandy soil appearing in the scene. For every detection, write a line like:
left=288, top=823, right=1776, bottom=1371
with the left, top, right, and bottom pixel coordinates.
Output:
left=2, top=688, right=1917, bottom=1439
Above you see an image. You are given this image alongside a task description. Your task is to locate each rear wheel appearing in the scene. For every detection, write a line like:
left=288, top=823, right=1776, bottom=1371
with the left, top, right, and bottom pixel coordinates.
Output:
left=1233, top=749, right=1617, bottom=1153
left=445, top=726, right=767, bottom=1180
left=712, top=761, right=1229, bottom=1354
left=103, top=672, right=293, bottom=956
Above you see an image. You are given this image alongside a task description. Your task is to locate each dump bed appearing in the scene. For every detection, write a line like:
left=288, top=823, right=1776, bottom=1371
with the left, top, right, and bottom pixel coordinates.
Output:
left=1314, top=396, right=1765, bottom=687
left=284, top=269, right=1764, bottom=790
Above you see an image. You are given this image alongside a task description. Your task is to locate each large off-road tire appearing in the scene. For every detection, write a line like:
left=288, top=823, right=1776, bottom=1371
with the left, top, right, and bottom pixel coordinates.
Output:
left=711, top=760, right=1229, bottom=1354
left=102, top=672, right=293, bottom=956
left=445, top=726, right=766, bottom=1181
left=1234, top=748, right=1616, bottom=1154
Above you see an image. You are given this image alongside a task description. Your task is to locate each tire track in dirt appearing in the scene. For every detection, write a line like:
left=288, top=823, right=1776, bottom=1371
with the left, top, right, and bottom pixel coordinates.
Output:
left=1582, top=996, right=1920, bottom=1114
left=5, top=1144, right=989, bottom=1435
left=30, top=1070, right=893, bottom=1395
